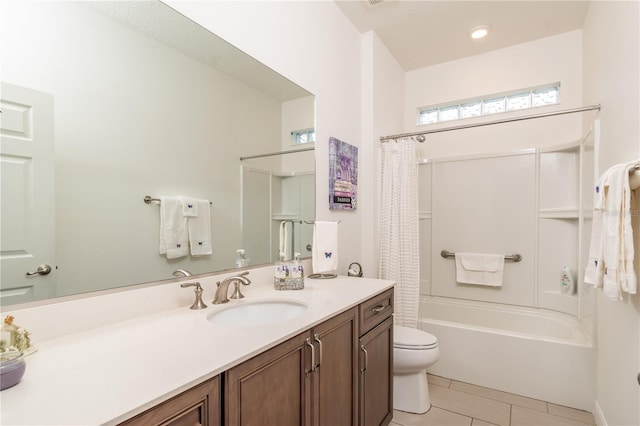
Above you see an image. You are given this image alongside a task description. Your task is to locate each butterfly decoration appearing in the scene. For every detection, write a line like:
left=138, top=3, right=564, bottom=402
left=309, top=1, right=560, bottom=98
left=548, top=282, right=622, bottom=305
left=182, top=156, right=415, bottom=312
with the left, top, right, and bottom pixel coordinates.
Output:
left=325, top=252, right=332, bottom=259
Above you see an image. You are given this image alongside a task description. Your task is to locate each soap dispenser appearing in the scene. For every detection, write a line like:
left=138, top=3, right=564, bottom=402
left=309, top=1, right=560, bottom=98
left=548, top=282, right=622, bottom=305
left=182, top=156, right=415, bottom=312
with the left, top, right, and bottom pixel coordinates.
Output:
left=235, top=249, right=249, bottom=268
left=560, top=266, right=575, bottom=295
left=274, top=252, right=288, bottom=290
left=289, top=252, right=304, bottom=290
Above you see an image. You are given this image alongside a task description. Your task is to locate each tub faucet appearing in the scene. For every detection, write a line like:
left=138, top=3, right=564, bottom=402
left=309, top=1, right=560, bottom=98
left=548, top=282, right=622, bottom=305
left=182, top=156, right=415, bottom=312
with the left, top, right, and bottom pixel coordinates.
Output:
left=173, top=269, right=192, bottom=278
left=213, top=271, right=251, bottom=304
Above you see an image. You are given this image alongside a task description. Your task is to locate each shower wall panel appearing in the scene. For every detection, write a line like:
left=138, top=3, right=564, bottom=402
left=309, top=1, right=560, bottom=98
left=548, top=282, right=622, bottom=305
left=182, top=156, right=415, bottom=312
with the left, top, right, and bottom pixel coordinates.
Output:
left=430, top=152, right=536, bottom=306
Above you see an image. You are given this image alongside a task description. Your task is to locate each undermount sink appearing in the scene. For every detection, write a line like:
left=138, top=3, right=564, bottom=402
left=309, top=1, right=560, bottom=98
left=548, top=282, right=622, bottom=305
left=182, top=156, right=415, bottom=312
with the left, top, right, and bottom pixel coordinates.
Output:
left=206, top=299, right=307, bottom=327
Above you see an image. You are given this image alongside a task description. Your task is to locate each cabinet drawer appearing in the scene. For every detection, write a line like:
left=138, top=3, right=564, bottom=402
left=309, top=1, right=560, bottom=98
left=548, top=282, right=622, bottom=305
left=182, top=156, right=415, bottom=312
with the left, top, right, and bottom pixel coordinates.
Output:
left=119, top=376, right=220, bottom=426
left=359, top=288, right=393, bottom=336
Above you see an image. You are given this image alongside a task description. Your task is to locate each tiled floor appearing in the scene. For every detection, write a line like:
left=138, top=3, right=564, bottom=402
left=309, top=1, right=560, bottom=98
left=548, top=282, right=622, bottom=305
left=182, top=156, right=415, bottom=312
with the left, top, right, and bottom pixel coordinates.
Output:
left=391, top=375, right=596, bottom=426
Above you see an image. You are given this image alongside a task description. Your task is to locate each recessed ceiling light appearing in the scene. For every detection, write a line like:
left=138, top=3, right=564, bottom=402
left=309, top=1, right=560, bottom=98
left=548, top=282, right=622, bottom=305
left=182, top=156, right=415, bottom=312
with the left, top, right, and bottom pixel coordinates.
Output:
left=470, top=25, right=490, bottom=40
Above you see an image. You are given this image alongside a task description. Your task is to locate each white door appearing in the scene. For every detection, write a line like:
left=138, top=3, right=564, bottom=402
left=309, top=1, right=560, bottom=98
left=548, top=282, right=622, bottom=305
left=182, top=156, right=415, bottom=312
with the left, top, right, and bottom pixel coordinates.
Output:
left=1, top=82, right=55, bottom=305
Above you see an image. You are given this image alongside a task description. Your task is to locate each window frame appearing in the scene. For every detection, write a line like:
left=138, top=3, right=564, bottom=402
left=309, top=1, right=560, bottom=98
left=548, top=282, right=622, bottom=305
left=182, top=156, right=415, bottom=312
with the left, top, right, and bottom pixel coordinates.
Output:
left=416, top=83, right=561, bottom=127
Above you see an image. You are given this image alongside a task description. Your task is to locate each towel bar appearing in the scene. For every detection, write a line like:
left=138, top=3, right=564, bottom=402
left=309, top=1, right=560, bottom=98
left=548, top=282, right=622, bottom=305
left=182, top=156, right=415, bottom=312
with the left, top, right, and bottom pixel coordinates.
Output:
left=144, top=195, right=212, bottom=205
left=441, top=250, right=522, bottom=262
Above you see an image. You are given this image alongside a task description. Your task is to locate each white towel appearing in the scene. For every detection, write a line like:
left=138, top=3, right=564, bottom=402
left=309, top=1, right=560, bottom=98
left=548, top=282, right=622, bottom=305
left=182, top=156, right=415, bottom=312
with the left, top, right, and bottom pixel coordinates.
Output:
left=160, top=196, right=188, bottom=259
left=312, top=221, right=338, bottom=273
left=188, top=199, right=212, bottom=256
left=181, top=197, right=198, bottom=217
left=454, top=253, right=505, bottom=287
left=279, top=221, right=288, bottom=259
left=585, top=161, right=638, bottom=300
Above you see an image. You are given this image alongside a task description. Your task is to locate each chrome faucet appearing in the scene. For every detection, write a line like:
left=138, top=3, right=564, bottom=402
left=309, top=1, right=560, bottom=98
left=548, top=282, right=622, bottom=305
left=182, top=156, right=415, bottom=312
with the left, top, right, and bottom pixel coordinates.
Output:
left=213, top=271, right=251, bottom=304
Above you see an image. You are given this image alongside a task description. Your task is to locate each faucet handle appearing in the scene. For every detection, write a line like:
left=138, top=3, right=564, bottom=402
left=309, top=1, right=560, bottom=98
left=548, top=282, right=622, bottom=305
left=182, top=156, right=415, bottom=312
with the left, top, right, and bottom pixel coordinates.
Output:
left=237, top=271, right=252, bottom=285
left=180, top=282, right=207, bottom=310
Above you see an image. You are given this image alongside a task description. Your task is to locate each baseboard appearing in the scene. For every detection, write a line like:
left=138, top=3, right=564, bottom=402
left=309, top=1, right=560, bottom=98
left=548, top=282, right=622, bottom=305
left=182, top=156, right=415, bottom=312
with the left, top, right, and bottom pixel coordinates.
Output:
left=593, top=400, right=607, bottom=426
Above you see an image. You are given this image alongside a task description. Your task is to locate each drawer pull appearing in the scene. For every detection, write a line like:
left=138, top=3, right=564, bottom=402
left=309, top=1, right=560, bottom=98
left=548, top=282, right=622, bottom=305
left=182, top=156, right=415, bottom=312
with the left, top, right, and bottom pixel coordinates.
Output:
left=360, top=345, right=368, bottom=374
left=305, top=338, right=316, bottom=376
left=371, top=304, right=385, bottom=314
left=313, top=334, right=323, bottom=369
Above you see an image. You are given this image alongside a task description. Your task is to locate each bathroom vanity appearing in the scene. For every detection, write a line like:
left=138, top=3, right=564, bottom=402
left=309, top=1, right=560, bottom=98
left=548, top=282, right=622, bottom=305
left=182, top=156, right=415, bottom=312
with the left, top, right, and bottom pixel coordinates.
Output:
left=122, top=288, right=393, bottom=426
left=0, top=271, right=393, bottom=426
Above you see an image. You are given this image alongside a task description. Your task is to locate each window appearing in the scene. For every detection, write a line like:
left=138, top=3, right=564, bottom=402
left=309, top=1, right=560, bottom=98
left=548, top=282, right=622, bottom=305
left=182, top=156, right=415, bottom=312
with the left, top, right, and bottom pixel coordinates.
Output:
left=417, top=83, right=560, bottom=126
left=291, top=128, right=315, bottom=145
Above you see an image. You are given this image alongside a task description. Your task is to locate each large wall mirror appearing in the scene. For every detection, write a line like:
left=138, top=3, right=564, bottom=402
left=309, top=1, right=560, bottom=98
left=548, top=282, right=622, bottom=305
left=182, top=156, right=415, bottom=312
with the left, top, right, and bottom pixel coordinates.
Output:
left=0, top=1, right=315, bottom=306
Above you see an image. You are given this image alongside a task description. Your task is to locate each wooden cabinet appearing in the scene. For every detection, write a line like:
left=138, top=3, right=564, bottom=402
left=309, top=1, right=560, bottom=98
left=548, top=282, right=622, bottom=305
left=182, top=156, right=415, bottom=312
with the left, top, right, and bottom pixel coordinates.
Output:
left=358, top=289, right=394, bottom=426
left=224, top=308, right=359, bottom=426
left=225, top=330, right=311, bottom=426
left=311, top=308, right=359, bottom=426
left=119, top=376, right=220, bottom=426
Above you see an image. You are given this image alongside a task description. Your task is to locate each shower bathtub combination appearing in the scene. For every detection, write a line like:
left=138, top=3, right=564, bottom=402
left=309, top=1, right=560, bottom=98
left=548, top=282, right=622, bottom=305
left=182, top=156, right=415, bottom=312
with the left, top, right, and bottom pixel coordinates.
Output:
left=419, top=296, right=595, bottom=411
left=378, top=107, right=603, bottom=413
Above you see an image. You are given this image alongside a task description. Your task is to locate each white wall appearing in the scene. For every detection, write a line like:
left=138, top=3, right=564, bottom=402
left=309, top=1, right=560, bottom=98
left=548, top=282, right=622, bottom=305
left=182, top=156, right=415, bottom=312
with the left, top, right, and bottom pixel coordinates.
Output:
left=582, top=2, right=640, bottom=425
left=167, top=1, right=364, bottom=275
left=405, top=30, right=584, bottom=159
left=361, top=31, right=406, bottom=276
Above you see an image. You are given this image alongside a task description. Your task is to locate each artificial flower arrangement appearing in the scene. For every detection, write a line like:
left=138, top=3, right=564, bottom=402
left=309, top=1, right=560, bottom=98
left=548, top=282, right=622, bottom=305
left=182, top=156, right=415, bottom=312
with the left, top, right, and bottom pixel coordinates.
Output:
left=0, top=316, right=32, bottom=353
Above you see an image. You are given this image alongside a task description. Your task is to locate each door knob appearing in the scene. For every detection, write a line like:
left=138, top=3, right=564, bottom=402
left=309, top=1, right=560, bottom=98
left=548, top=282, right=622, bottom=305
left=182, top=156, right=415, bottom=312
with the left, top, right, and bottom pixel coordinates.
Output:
left=26, top=264, right=52, bottom=276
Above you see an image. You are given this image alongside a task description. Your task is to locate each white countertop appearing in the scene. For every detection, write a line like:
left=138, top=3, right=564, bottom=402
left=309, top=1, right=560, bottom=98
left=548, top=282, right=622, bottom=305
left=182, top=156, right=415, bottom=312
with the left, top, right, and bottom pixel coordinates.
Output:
left=1, top=275, right=393, bottom=425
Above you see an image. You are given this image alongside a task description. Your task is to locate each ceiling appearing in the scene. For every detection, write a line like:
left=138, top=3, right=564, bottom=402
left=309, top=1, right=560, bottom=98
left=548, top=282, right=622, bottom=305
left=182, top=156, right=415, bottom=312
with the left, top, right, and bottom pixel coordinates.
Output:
left=335, top=0, right=590, bottom=71
left=86, top=1, right=311, bottom=102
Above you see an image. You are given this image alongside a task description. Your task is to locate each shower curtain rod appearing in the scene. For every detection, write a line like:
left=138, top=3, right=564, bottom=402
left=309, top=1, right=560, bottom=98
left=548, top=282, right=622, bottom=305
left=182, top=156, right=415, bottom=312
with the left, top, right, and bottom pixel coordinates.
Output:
left=379, top=104, right=601, bottom=142
left=240, top=146, right=314, bottom=161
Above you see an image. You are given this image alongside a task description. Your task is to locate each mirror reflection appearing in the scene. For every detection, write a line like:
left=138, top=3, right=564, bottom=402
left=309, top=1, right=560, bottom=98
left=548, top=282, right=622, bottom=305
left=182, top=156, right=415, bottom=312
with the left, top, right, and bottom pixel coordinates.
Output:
left=0, top=1, right=315, bottom=306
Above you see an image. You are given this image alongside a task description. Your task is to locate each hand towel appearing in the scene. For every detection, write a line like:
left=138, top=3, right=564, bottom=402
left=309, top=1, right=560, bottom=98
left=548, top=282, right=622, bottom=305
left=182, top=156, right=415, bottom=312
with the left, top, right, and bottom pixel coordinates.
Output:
left=312, top=221, right=338, bottom=273
left=454, top=253, right=505, bottom=287
left=181, top=197, right=198, bottom=217
left=188, top=199, right=212, bottom=256
left=160, top=196, right=188, bottom=259
left=279, top=221, right=288, bottom=259
left=585, top=161, right=638, bottom=300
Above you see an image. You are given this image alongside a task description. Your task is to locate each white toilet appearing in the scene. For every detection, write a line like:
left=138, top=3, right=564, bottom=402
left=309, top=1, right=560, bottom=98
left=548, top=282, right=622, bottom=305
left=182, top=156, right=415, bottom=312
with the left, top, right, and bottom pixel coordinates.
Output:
left=393, top=325, right=440, bottom=414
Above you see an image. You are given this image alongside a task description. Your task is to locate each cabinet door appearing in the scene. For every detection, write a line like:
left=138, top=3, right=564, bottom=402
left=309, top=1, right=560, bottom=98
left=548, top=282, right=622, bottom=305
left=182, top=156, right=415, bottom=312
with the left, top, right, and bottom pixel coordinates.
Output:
left=225, top=331, right=312, bottom=426
left=359, top=316, right=393, bottom=426
left=119, top=376, right=220, bottom=426
left=311, top=307, right=359, bottom=426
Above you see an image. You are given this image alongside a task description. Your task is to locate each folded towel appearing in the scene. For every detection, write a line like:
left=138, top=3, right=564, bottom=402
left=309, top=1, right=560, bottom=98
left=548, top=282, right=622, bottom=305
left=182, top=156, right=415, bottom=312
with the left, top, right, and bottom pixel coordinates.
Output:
left=160, top=196, right=188, bottom=259
left=181, top=197, right=198, bottom=217
left=585, top=161, right=638, bottom=300
left=312, top=221, right=338, bottom=273
left=454, top=253, right=505, bottom=287
left=188, top=199, right=212, bottom=256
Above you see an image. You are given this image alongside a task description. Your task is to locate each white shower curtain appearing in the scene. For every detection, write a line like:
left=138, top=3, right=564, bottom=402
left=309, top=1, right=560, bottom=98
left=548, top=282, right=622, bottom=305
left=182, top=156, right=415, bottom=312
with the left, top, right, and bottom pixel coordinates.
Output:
left=378, top=138, right=420, bottom=328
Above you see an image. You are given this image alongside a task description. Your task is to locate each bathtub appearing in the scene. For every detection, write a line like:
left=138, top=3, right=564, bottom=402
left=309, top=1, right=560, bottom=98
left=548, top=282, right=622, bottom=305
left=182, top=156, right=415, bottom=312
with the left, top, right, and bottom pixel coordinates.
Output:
left=419, top=296, right=595, bottom=411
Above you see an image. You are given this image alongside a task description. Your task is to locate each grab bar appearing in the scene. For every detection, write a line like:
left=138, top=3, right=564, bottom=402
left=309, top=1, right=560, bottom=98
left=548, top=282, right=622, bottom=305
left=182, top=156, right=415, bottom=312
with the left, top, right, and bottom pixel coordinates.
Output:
left=440, top=250, right=522, bottom=262
left=144, top=195, right=212, bottom=205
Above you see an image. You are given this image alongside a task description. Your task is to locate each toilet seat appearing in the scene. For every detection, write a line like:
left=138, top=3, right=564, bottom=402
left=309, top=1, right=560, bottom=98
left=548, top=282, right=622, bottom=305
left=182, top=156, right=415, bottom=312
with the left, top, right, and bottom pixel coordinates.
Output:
left=394, top=325, right=438, bottom=350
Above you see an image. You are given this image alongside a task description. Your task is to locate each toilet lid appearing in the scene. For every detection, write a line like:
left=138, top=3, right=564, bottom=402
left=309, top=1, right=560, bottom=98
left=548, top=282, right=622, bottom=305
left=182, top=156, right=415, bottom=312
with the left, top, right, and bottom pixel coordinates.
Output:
left=394, top=325, right=438, bottom=349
